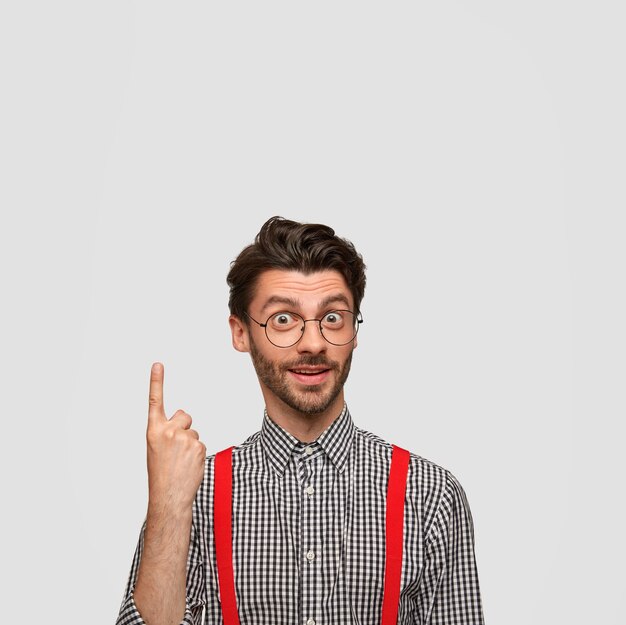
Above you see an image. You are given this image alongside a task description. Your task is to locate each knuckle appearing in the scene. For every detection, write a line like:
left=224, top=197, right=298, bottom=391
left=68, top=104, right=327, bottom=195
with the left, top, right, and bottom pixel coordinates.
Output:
left=146, top=430, right=162, bottom=451
left=178, top=429, right=193, bottom=443
left=173, top=410, right=192, bottom=425
left=164, top=428, right=176, bottom=440
left=146, top=425, right=160, bottom=441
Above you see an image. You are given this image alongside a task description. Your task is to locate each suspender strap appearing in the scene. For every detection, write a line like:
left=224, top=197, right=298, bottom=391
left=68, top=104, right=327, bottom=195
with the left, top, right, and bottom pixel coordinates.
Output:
left=380, top=444, right=411, bottom=625
left=214, top=443, right=411, bottom=625
left=213, top=446, right=241, bottom=625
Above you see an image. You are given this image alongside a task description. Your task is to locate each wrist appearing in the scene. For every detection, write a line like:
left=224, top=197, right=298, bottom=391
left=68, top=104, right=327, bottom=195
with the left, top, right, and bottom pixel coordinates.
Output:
left=147, top=497, right=194, bottom=521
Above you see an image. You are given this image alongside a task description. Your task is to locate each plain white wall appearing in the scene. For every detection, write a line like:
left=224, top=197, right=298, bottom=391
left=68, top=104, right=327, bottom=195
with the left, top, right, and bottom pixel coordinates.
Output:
left=1, top=1, right=624, bottom=623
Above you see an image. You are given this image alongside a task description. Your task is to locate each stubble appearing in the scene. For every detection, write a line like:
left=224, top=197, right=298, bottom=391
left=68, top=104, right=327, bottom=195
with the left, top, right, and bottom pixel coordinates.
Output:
left=248, top=335, right=353, bottom=416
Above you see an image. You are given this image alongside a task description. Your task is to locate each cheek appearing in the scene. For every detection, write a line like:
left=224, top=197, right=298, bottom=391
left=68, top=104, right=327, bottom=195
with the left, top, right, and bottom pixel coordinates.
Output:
left=256, top=343, right=292, bottom=370
left=334, top=346, right=354, bottom=365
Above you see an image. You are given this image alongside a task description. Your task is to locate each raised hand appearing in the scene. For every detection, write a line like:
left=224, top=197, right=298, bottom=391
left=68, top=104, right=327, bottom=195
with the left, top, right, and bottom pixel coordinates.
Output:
left=146, top=362, right=207, bottom=512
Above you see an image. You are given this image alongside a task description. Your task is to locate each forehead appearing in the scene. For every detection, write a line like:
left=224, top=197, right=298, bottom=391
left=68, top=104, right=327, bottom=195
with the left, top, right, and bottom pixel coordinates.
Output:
left=251, top=269, right=353, bottom=311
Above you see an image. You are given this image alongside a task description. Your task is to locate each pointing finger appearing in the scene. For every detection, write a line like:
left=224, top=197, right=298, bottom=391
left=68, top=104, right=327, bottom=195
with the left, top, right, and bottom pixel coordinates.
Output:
left=148, top=362, right=166, bottom=421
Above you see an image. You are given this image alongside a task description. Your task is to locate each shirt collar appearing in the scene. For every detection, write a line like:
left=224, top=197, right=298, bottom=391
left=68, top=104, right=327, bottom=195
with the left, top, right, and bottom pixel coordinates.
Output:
left=261, top=402, right=354, bottom=477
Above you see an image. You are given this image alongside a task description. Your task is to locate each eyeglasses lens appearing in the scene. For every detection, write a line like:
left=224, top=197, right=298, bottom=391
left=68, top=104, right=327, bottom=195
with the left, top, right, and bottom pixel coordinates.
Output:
left=265, top=311, right=359, bottom=347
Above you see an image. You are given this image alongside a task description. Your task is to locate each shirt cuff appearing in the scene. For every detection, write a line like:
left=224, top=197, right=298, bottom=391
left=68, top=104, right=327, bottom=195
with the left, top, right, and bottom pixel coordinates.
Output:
left=115, top=592, right=199, bottom=625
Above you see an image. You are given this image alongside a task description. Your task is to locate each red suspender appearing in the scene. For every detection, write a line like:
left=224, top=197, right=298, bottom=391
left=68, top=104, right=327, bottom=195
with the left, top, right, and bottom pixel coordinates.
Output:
left=214, top=446, right=241, bottom=625
left=214, top=443, right=411, bottom=625
left=380, top=444, right=411, bottom=625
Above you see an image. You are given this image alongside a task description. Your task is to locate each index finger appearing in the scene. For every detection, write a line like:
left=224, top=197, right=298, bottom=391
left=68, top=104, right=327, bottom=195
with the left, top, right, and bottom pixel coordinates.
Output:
left=148, top=362, right=166, bottom=421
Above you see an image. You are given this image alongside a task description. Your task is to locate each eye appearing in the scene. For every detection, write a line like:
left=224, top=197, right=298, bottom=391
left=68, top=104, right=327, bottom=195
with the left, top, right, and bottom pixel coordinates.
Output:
left=322, top=311, right=344, bottom=326
left=269, top=312, right=300, bottom=330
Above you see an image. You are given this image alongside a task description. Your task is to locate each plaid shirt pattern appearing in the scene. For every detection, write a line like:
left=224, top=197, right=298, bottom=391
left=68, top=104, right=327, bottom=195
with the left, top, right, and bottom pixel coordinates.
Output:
left=116, top=404, right=484, bottom=624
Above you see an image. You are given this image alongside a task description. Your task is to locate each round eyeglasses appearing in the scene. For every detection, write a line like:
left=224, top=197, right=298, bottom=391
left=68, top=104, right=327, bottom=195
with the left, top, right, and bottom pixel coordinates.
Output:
left=245, top=309, right=363, bottom=348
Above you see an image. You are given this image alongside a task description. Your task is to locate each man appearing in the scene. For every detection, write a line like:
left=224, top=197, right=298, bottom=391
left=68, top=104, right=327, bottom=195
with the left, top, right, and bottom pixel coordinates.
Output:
left=116, top=216, right=485, bottom=625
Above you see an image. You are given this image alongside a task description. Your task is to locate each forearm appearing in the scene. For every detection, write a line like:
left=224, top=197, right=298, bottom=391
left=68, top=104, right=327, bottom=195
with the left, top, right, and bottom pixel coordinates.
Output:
left=133, top=502, right=193, bottom=625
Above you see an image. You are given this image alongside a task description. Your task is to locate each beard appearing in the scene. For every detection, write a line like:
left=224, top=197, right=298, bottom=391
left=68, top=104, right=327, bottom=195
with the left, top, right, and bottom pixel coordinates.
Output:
left=248, top=335, right=354, bottom=417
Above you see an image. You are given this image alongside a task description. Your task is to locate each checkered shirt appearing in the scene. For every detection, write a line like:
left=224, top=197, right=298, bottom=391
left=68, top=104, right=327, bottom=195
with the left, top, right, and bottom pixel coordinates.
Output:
left=116, top=403, right=484, bottom=624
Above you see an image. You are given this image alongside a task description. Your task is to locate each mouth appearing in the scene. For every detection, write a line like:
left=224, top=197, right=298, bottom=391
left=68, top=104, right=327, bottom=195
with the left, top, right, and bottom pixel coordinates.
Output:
left=287, top=367, right=332, bottom=385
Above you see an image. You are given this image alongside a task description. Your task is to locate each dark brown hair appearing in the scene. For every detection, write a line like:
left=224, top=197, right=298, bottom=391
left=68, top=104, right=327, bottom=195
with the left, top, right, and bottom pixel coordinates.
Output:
left=227, top=216, right=367, bottom=321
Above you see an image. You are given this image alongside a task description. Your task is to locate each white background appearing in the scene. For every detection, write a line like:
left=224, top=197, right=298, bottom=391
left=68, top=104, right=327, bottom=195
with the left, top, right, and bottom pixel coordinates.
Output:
left=1, top=1, right=624, bottom=623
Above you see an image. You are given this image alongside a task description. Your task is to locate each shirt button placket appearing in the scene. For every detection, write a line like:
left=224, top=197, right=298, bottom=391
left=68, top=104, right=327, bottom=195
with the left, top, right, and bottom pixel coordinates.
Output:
left=302, top=449, right=319, bottom=625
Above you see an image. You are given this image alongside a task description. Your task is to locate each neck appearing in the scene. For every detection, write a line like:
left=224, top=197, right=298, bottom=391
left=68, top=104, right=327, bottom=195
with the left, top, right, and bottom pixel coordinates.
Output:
left=262, top=391, right=346, bottom=443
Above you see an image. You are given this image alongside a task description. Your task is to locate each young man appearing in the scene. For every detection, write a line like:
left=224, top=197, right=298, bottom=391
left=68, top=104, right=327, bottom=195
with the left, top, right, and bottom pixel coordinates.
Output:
left=116, top=216, right=485, bottom=625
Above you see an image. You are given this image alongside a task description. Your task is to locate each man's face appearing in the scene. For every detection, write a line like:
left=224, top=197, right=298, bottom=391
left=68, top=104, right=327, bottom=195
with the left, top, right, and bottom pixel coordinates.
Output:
left=229, top=268, right=358, bottom=418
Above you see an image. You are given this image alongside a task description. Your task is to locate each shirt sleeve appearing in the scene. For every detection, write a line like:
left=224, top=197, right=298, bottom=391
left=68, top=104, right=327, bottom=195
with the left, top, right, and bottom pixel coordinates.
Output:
left=417, top=469, right=485, bottom=625
left=115, top=513, right=207, bottom=625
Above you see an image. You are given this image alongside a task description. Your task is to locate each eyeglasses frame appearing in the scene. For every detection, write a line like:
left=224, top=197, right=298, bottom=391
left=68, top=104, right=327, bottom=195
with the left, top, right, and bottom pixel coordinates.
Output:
left=244, top=309, right=363, bottom=348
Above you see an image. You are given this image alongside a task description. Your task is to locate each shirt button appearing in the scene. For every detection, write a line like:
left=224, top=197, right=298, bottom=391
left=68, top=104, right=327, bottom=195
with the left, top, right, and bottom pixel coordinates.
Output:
left=306, top=550, right=316, bottom=561
left=306, top=619, right=316, bottom=625
left=304, top=446, right=314, bottom=455
left=305, top=485, right=315, bottom=495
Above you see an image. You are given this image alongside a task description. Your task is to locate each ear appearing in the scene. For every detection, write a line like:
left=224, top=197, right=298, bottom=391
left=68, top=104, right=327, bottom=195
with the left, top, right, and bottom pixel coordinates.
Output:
left=229, top=314, right=250, bottom=353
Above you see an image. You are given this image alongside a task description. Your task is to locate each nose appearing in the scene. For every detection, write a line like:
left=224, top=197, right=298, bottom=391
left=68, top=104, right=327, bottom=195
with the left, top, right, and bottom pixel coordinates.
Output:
left=296, top=319, right=327, bottom=354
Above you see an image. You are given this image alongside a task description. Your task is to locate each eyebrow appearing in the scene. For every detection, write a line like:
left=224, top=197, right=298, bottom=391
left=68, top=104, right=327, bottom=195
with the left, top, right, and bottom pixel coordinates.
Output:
left=260, top=293, right=352, bottom=315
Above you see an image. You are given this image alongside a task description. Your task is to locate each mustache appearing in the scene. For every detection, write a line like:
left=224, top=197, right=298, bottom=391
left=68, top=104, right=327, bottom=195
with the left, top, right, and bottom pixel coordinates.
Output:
left=282, top=357, right=337, bottom=370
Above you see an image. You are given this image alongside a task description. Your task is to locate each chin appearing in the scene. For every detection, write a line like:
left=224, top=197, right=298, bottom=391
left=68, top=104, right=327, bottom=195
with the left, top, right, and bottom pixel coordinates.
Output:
left=283, top=388, right=341, bottom=416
